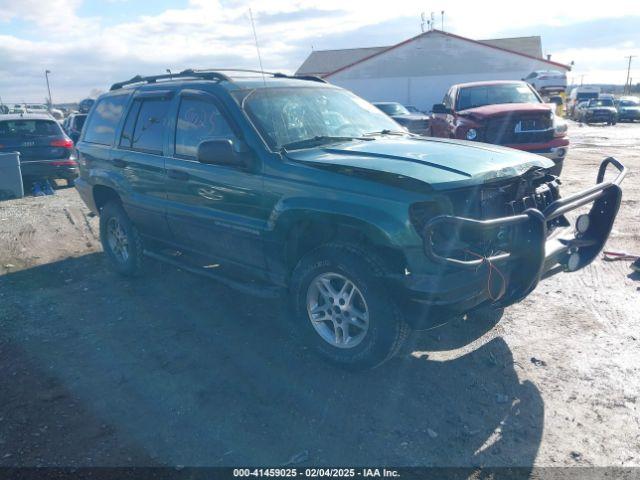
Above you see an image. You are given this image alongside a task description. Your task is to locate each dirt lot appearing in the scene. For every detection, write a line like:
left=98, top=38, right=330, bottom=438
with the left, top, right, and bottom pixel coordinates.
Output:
left=0, top=122, right=639, bottom=469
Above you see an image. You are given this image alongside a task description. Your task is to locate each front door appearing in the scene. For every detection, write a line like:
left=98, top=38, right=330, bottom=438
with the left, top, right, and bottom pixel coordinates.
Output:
left=164, top=90, right=267, bottom=271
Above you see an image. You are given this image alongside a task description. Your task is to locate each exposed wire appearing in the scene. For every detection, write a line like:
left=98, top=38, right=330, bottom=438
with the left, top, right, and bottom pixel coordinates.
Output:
left=464, top=249, right=507, bottom=302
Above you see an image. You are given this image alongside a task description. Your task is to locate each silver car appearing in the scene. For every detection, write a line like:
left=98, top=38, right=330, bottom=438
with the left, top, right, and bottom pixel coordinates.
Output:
left=523, top=70, right=567, bottom=94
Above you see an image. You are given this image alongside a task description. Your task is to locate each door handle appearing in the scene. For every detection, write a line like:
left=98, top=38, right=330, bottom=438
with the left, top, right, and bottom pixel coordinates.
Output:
left=112, top=158, right=127, bottom=168
left=167, top=169, right=189, bottom=181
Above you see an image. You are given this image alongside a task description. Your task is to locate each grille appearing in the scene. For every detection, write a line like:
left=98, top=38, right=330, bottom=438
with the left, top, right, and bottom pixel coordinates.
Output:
left=483, top=114, right=553, bottom=145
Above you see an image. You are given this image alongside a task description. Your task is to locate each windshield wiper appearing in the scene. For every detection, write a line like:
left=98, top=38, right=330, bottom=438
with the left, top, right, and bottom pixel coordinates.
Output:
left=281, top=135, right=368, bottom=151
left=363, top=129, right=408, bottom=136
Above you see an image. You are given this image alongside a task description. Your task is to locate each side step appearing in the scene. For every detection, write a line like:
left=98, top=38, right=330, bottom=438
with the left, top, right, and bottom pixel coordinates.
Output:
left=144, top=250, right=284, bottom=299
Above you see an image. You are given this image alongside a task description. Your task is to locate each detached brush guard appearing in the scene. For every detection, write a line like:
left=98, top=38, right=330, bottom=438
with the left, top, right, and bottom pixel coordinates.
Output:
left=422, top=157, right=627, bottom=307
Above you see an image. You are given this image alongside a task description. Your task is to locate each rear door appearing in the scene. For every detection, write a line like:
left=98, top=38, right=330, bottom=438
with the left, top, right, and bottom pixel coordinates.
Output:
left=164, top=89, right=266, bottom=270
left=113, top=90, right=173, bottom=240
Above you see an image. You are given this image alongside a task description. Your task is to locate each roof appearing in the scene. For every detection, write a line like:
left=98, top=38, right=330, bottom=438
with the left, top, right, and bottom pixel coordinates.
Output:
left=298, top=30, right=569, bottom=78
left=478, top=36, right=542, bottom=58
left=295, top=46, right=387, bottom=76
left=0, top=113, right=55, bottom=121
left=453, top=80, right=531, bottom=88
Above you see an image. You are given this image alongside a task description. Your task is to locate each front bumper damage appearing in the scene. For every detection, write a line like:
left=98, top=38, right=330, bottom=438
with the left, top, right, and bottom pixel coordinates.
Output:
left=393, top=158, right=627, bottom=314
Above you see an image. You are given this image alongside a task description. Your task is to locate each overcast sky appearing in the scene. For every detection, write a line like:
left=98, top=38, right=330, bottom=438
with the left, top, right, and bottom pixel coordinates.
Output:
left=1, top=0, right=639, bottom=103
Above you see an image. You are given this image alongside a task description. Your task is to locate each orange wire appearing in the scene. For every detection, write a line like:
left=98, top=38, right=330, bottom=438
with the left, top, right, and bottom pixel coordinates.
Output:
left=464, top=249, right=507, bottom=301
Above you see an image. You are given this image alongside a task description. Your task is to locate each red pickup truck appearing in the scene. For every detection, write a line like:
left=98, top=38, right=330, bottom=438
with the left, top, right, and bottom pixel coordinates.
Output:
left=429, top=81, right=569, bottom=175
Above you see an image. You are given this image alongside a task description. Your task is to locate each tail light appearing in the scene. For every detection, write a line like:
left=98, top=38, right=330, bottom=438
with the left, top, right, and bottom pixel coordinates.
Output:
left=50, top=138, right=74, bottom=148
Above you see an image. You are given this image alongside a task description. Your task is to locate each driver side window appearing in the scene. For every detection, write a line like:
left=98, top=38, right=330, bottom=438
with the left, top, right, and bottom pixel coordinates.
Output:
left=174, top=97, right=235, bottom=159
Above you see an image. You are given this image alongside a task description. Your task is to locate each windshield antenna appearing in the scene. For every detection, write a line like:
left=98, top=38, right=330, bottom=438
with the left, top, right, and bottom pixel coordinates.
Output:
left=249, top=8, right=267, bottom=89
left=248, top=8, right=278, bottom=148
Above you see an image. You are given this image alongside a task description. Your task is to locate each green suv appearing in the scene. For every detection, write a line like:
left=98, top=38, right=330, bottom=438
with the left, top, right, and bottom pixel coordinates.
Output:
left=75, top=69, right=627, bottom=368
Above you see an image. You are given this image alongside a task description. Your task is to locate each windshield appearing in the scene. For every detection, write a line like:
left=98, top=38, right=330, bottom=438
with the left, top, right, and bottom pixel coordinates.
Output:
left=236, top=87, right=401, bottom=150
left=619, top=99, right=640, bottom=107
left=589, top=99, right=614, bottom=107
left=456, top=83, right=540, bottom=110
left=375, top=103, right=410, bottom=116
left=577, top=92, right=599, bottom=101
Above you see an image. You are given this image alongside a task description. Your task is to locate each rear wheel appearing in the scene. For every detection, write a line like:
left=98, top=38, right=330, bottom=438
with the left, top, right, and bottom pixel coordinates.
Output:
left=99, top=201, right=144, bottom=276
left=290, top=243, right=410, bottom=369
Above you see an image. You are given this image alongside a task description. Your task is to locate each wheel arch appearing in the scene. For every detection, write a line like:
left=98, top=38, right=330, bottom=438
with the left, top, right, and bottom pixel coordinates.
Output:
left=272, top=209, right=409, bottom=279
left=93, top=184, right=121, bottom=212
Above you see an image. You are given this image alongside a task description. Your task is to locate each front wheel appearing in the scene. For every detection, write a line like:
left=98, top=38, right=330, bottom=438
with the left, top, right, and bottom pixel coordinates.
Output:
left=99, top=201, right=144, bottom=276
left=290, top=243, right=410, bottom=369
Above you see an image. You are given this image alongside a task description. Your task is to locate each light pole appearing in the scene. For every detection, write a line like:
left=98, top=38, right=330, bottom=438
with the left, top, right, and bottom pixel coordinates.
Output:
left=45, top=70, right=53, bottom=109
left=624, top=55, right=636, bottom=95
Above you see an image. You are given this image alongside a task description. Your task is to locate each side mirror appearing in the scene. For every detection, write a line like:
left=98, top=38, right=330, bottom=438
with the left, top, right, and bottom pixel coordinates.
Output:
left=432, top=103, right=451, bottom=114
left=197, top=139, right=249, bottom=167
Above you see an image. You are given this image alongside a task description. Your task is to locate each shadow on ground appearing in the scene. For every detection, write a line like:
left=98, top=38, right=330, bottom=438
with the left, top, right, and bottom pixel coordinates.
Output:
left=0, top=254, right=543, bottom=469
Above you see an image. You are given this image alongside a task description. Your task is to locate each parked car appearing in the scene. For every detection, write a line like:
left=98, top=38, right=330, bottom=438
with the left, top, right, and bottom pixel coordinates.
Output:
left=523, top=70, right=567, bottom=94
left=0, top=113, right=78, bottom=186
left=404, top=105, right=423, bottom=114
left=373, top=102, right=430, bottom=135
left=24, top=104, right=49, bottom=113
left=63, top=113, right=87, bottom=143
left=577, top=98, right=617, bottom=125
left=573, top=101, right=590, bottom=121
left=615, top=96, right=640, bottom=122
left=74, top=69, right=626, bottom=368
left=567, top=86, right=600, bottom=118
left=78, top=98, right=95, bottom=114
left=49, top=108, right=64, bottom=121
left=429, top=81, right=569, bottom=175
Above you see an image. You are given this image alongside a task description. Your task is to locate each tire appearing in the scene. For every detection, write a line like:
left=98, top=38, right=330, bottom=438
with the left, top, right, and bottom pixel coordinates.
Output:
left=99, top=201, right=144, bottom=276
left=290, top=243, right=410, bottom=369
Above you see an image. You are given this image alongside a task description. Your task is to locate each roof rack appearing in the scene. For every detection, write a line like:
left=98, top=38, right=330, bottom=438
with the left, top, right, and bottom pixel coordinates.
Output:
left=109, top=68, right=327, bottom=91
left=110, top=69, right=231, bottom=91
left=179, top=68, right=327, bottom=83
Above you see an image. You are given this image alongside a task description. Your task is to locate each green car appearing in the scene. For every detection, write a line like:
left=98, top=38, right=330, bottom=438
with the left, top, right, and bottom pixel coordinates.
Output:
left=75, top=69, right=627, bottom=368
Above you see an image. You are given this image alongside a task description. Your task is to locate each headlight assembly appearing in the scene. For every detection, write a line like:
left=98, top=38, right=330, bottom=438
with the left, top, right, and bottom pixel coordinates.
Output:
left=465, top=128, right=478, bottom=140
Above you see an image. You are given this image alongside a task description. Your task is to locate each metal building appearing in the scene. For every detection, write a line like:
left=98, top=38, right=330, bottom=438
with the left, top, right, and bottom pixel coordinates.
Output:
left=296, top=30, right=570, bottom=111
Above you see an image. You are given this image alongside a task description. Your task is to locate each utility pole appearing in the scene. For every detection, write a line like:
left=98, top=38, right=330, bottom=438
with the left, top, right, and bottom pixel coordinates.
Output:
left=45, top=70, right=52, bottom=109
left=441, top=11, right=444, bottom=31
left=624, top=55, right=636, bottom=94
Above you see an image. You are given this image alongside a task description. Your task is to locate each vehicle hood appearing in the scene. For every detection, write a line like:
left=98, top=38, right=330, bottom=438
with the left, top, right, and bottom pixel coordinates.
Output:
left=457, top=103, right=553, bottom=120
left=285, top=137, right=554, bottom=191
left=392, top=114, right=430, bottom=121
left=620, top=106, right=640, bottom=111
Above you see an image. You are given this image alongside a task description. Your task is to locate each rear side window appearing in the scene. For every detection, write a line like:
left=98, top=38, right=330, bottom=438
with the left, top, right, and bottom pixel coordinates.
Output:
left=73, top=115, right=86, bottom=131
left=83, top=93, right=130, bottom=145
left=119, top=98, right=170, bottom=154
left=175, top=97, right=235, bottom=158
left=0, top=120, right=62, bottom=138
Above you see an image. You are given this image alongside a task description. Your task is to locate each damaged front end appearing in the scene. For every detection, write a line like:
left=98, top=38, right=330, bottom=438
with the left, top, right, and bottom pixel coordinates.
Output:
left=417, top=157, right=626, bottom=309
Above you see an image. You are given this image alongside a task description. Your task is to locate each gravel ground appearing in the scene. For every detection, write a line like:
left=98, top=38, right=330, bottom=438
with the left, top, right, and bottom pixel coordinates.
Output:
left=0, top=121, right=638, bottom=469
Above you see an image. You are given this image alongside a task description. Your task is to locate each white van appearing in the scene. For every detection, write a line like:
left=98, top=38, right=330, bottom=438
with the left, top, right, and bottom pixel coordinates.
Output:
left=568, top=87, right=601, bottom=118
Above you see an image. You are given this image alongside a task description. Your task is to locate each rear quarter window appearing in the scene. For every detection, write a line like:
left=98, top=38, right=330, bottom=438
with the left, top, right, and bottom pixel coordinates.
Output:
left=83, top=93, right=130, bottom=145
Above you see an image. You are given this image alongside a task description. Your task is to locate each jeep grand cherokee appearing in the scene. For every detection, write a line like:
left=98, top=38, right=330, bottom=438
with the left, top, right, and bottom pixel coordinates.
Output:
left=74, top=69, right=626, bottom=368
